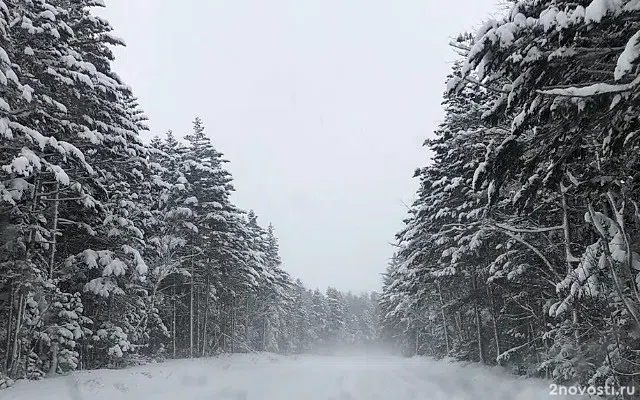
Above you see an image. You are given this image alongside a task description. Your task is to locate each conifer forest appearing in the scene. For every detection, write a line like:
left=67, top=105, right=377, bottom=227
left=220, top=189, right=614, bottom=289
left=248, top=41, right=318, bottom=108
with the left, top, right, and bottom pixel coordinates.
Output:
left=380, top=0, right=640, bottom=394
left=2, top=0, right=640, bottom=399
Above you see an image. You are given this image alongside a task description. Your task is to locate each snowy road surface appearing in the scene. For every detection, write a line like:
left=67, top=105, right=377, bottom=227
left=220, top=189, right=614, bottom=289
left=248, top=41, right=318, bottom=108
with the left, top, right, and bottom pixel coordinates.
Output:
left=4, top=353, right=586, bottom=400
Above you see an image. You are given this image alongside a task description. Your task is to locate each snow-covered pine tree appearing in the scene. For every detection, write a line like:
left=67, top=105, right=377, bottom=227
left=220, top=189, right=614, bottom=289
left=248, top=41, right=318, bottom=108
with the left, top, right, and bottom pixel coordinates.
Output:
left=53, top=0, right=151, bottom=369
left=137, top=131, right=202, bottom=359
left=309, top=289, right=329, bottom=351
left=288, top=279, right=313, bottom=353
left=325, top=287, right=346, bottom=347
left=451, top=0, right=640, bottom=387
left=380, top=52, right=503, bottom=361
left=0, top=0, right=380, bottom=381
left=379, top=251, right=423, bottom=356
left=1, top=0, right=151, bottom=376
left=260, top=223, right=294, bottom=353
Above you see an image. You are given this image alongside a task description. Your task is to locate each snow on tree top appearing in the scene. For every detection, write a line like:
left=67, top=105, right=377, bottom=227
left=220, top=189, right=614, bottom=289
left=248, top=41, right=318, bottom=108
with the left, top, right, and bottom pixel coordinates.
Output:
left=625, top=0, right=640, bottom=10
left=102, top=258, right=127, bottom=277
left=0, top=46, right=10, bottom=64
left=49, top=164, right=70, bottom=185
left=84, top=278, right=124, bottom=297
left=38, top=10, right=56, bottom=21
left=585, top=0, right=623, bottom=23
left=3, top=147, right=41, bottom=176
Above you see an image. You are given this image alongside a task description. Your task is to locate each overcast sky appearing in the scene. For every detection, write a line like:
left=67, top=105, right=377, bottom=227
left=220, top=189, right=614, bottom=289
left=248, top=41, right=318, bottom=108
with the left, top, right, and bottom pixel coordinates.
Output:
left=96, top=0, right=500, bottom=293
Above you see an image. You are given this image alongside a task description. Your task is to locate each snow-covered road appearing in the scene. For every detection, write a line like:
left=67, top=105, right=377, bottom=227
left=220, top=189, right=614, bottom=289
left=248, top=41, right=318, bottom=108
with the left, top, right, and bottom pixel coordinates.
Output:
left=4, top=353, right=585, bottom=400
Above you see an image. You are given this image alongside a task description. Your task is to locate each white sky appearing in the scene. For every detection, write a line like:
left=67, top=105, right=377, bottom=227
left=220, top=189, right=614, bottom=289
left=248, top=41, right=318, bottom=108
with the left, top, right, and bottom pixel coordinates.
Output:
left=96, top=0, right=501, bottom=293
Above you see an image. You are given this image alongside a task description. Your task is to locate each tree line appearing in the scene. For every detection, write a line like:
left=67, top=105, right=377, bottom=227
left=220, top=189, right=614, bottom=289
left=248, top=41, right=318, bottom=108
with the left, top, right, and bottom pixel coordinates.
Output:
left=0, top=0, right=378, bottom=386
left=379, top=1, right=640, bottom=397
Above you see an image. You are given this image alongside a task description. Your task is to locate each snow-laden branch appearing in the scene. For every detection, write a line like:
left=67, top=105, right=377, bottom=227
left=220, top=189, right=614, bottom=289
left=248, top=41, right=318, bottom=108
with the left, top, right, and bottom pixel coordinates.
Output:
left=485, top=225, right=560, bottom=282
left=492, top=222, right=564, bottom=234
left=537, top=74, right=640, bottom=97
left=496, top=336, right=541, bottom=363
left=449, top=40, right=470, bottom=56
left=463, top=76, right=510, bottom=94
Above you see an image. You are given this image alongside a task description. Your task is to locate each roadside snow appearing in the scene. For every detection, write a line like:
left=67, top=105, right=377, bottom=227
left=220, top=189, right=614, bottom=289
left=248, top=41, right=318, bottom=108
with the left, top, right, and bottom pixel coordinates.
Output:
left=3, top=353, right=588, bottom=400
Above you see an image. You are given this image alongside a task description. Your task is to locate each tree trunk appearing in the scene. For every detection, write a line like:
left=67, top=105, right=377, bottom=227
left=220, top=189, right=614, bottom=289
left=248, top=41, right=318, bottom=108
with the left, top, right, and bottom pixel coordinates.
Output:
left=472, top=275, right=485, bottom=364
left=108, top=292, right=112, bottom=323
left=455, top=311, right=464, bottom=343
left=540, top=301, right=550, bottom=378
left=245, top=296, right=250, bottom=347
left=4, top=284, right=14, bottom=375
left=262, top=314, right=268, bottom=352
left=436, top=280, right=451, bottom=355
left=588, top=202, right=640, bottom=329
left=201, top=275, right=209, bottom=357
left=230, top=297, right=236, bottom=353
left=488, top=285, right=501, bottom=363
left=561, top=184, right=581, bottom=344
left=195, top=284, right=200, bottom=354
left=605, top=192, right=640, bottom=319
left=10, top=292, right=25, bottom=376
left=48, top=182, right=60, bottom=279
left=172, top=286, right=176, bottom=359
left=189, top=254, right=194, bottom=358
left=78, top=337, right=84, bottom=371
left=47, top=341, right=59, bottom=377
left=26, top=177, right=41, bottom=253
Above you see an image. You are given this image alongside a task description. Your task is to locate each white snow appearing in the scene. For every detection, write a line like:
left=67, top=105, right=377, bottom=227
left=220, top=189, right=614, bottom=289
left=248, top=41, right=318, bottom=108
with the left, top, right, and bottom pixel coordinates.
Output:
left=513, top=13, right=527, bottom=28
left=0, top=96, right=10, bottom=111
left=38, top=10, right=56, bottom=21
left=512, top=110, right=526, bottom=131
left=102, top=258, right=127, bottom=277
left=472, top=161, right=486, bottom=190
left=10, top=122, right=47, bottom=150
left=624, top=0, right=640, bottom=11
left=84, top=277, right=123, bottom=297
left=21, top=84, right=33, bottom=102
left=570, top=6, right=586, bottom=23
left=539, top=7, right=558, bottom=31
left=70, top=71, right=94, bottom=88
left=3, top=148, right=42, bottom=176
left=2, top=353, right=588, bottom=400
left=6, top=68, right=19, bottom=85
left=615, top=30, right=640, bottom=80
left=122, top=244, right=149, bottom=275
left=0, top=46, right=10, bottom=64
left=540, top=74, right=640, bottom=97
left=49, top=27, right=61, bottom=39
left=184, top=196, right=198, bottom=205
left=50, top=164, right=70, bottom=185
left=555, top=11, right=569, bottom=29
left=523, top=46, right=542, bottom=63
left=585, top=0, right=622, bottom=23
left=495, top=22, right=516, bottom=47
